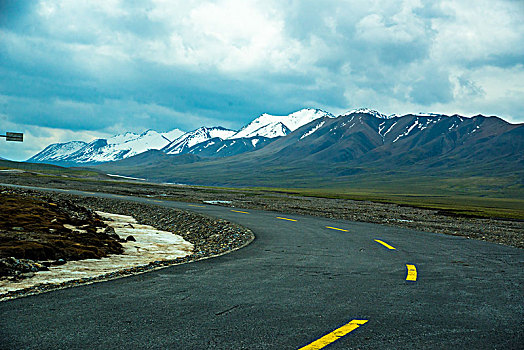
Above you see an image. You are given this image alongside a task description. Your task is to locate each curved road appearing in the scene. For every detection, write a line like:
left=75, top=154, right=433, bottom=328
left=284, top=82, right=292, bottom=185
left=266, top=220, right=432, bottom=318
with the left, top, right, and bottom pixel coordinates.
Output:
left=1, top=186, right=523, bottom=349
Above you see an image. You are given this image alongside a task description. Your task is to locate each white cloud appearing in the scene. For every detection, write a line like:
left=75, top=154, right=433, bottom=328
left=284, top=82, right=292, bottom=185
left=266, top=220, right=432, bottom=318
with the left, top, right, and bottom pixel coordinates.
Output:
left=430, top=0, right=524, bottom=64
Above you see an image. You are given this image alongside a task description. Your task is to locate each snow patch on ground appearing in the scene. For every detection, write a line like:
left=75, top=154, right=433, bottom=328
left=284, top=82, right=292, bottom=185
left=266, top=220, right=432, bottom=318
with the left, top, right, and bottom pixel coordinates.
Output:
left=203, top=200, right=232, bottom=205
left=0, top=212, right=193, bottom=295
left=107, top=174, right=146, bottom=181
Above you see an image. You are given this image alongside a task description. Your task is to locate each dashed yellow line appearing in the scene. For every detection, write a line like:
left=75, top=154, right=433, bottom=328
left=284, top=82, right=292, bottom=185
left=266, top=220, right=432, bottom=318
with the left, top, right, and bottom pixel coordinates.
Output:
left=188, top=204, right=206, bottom=208
left=299, top=319, right=368, bottom=350
left=231, top=210, right=249, bottom=214
left=325, top=226, right=349, bottom=232
left=277, top=216, right=297, bottom=222
left=374, top=239, right=396, bottom=250
left=154, top=200, right=163, bottom=203
left=406, top=264, right=417, bottom=281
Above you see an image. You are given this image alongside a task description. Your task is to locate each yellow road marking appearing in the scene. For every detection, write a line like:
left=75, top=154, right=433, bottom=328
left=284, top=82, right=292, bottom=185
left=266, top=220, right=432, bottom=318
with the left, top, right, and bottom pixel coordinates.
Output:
left=374, top=239, right=396, bottom=250
left=299, top=319, right=368, bottom=350
left=231, top=210, right=249, bottom=214
left=154, top=200, right=163, bottom=203
left=188, top=204, right=206, bottom=208
left=325, top=226, right=349, bottom=232
left=406, top=264, right=417, bottom=281
left=277, top=216, right=297, bottom=222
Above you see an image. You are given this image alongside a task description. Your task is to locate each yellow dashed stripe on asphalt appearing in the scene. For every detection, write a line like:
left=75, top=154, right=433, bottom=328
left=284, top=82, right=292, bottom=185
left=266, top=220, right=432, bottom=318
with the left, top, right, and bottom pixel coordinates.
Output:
left=277, top=217, right=297, bottom=222
left=231, top=210, right=249, bottom=214
left=374, top=239, right=396, bottom=250
left=299, top=319, right=368, bottom=350
left=406, top=264, right=417, bottom=281
left=188, top=204, right=206, bottom=208
left=325, top=226, right=349, bottom=232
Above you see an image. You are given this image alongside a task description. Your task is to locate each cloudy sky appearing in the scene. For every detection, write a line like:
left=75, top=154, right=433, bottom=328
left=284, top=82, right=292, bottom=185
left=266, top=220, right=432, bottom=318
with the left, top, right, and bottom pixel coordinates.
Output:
left=1, top=0, right=523, bottom=161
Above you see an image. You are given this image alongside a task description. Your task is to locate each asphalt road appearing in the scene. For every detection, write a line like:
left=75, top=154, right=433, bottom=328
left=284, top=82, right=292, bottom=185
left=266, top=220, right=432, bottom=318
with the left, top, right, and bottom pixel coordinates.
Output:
left=1, top=186, right=523, bottom=349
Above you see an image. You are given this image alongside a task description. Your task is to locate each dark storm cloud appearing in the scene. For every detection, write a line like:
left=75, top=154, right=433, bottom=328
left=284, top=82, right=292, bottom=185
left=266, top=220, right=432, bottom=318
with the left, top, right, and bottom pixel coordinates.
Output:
left=0, top=0, right=37, bottom=29
left=410, top=69, right=454, bottom=105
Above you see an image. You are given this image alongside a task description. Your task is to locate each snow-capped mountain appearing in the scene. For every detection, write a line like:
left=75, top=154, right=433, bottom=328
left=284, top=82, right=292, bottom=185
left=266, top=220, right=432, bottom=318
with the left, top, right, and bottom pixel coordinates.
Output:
left=28, top=128, right=184, bottom=165
left=161, top=129, right=185, bottom=142
left=28, top=108, right=334, bottom=165
left=162, top=127, right=236, bottom=155
left=229, top=108, right=334, bottom=139
left=96, top=111, right=523, bottom=187
left=29, top=141, right=88, bottom=163
left=341, top=108, right=393, bottom=119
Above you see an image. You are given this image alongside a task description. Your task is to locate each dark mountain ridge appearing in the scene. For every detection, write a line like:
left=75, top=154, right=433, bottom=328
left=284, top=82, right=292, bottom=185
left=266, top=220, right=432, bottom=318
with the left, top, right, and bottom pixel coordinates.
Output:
left=95, top=111, right=523, bottom=187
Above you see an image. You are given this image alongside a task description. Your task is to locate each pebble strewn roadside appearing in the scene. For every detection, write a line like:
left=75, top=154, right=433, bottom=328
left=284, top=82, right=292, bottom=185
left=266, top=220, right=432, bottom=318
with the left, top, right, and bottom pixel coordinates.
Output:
left=237, top=195, right=523, bottom=249
left=0, top=188, right=254, bottom=301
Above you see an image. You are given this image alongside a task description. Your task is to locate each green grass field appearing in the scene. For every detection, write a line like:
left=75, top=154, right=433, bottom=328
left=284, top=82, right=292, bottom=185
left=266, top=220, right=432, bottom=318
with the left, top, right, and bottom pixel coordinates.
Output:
left=1, top=159, right=522, bottom=220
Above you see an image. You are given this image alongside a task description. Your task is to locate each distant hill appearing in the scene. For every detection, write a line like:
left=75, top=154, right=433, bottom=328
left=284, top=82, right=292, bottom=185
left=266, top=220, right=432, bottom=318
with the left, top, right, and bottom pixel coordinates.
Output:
left=0, top=159, right=107, bottom=178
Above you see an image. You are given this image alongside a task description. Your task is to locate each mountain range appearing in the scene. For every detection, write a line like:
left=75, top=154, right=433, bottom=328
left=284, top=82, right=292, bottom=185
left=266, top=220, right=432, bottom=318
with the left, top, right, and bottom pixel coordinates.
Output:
left=27, top=107, right=523, bottom=188
left=28, top=108, right=333, bottom=164
left=91, top=109, right=523, bottom=188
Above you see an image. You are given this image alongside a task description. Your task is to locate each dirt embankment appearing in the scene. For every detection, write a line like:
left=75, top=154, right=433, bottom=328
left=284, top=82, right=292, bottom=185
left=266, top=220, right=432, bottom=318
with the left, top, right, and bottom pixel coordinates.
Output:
left=0, top=191, right=124, bottom=277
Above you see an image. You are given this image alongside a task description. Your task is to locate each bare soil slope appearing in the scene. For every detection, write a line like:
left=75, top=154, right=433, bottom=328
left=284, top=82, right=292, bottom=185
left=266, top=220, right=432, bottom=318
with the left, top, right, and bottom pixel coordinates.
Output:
left=0, top=191, right=123, bottom=263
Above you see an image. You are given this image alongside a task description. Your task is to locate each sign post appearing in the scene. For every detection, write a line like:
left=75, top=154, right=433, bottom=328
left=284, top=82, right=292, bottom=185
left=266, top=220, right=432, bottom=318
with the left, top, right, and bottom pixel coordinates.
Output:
left=1, top=132, right=24, bottom=142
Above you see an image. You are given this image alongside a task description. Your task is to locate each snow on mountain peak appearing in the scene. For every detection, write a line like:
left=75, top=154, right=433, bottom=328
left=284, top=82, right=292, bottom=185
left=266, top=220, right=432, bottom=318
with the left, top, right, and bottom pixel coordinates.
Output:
left=342, top=108, right=393, bottom=119
left=28, top=141, right=87, bottom=162
left=230, top=108, right=334, bottom=139
left=108, top=132, right=140, bottom=145
left=161, top=128, right=185, bottom=142
left=163, top=126, right=236, bottom=155
left=413, top=112, right=445, bottom=117
left=29, top=128, right=187, bottom=164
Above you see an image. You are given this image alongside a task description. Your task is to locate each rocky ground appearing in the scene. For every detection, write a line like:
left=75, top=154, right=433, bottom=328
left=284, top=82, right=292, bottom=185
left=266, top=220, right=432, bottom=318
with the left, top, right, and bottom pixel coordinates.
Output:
left=0, top=187, right=253, bottom=300
left=0, top=192, right=123, bottom=276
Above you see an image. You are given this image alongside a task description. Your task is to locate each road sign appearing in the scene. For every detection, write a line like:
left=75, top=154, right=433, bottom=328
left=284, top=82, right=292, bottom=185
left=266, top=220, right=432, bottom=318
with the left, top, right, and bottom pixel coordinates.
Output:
left=3, top=132, right=24, bottom=142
